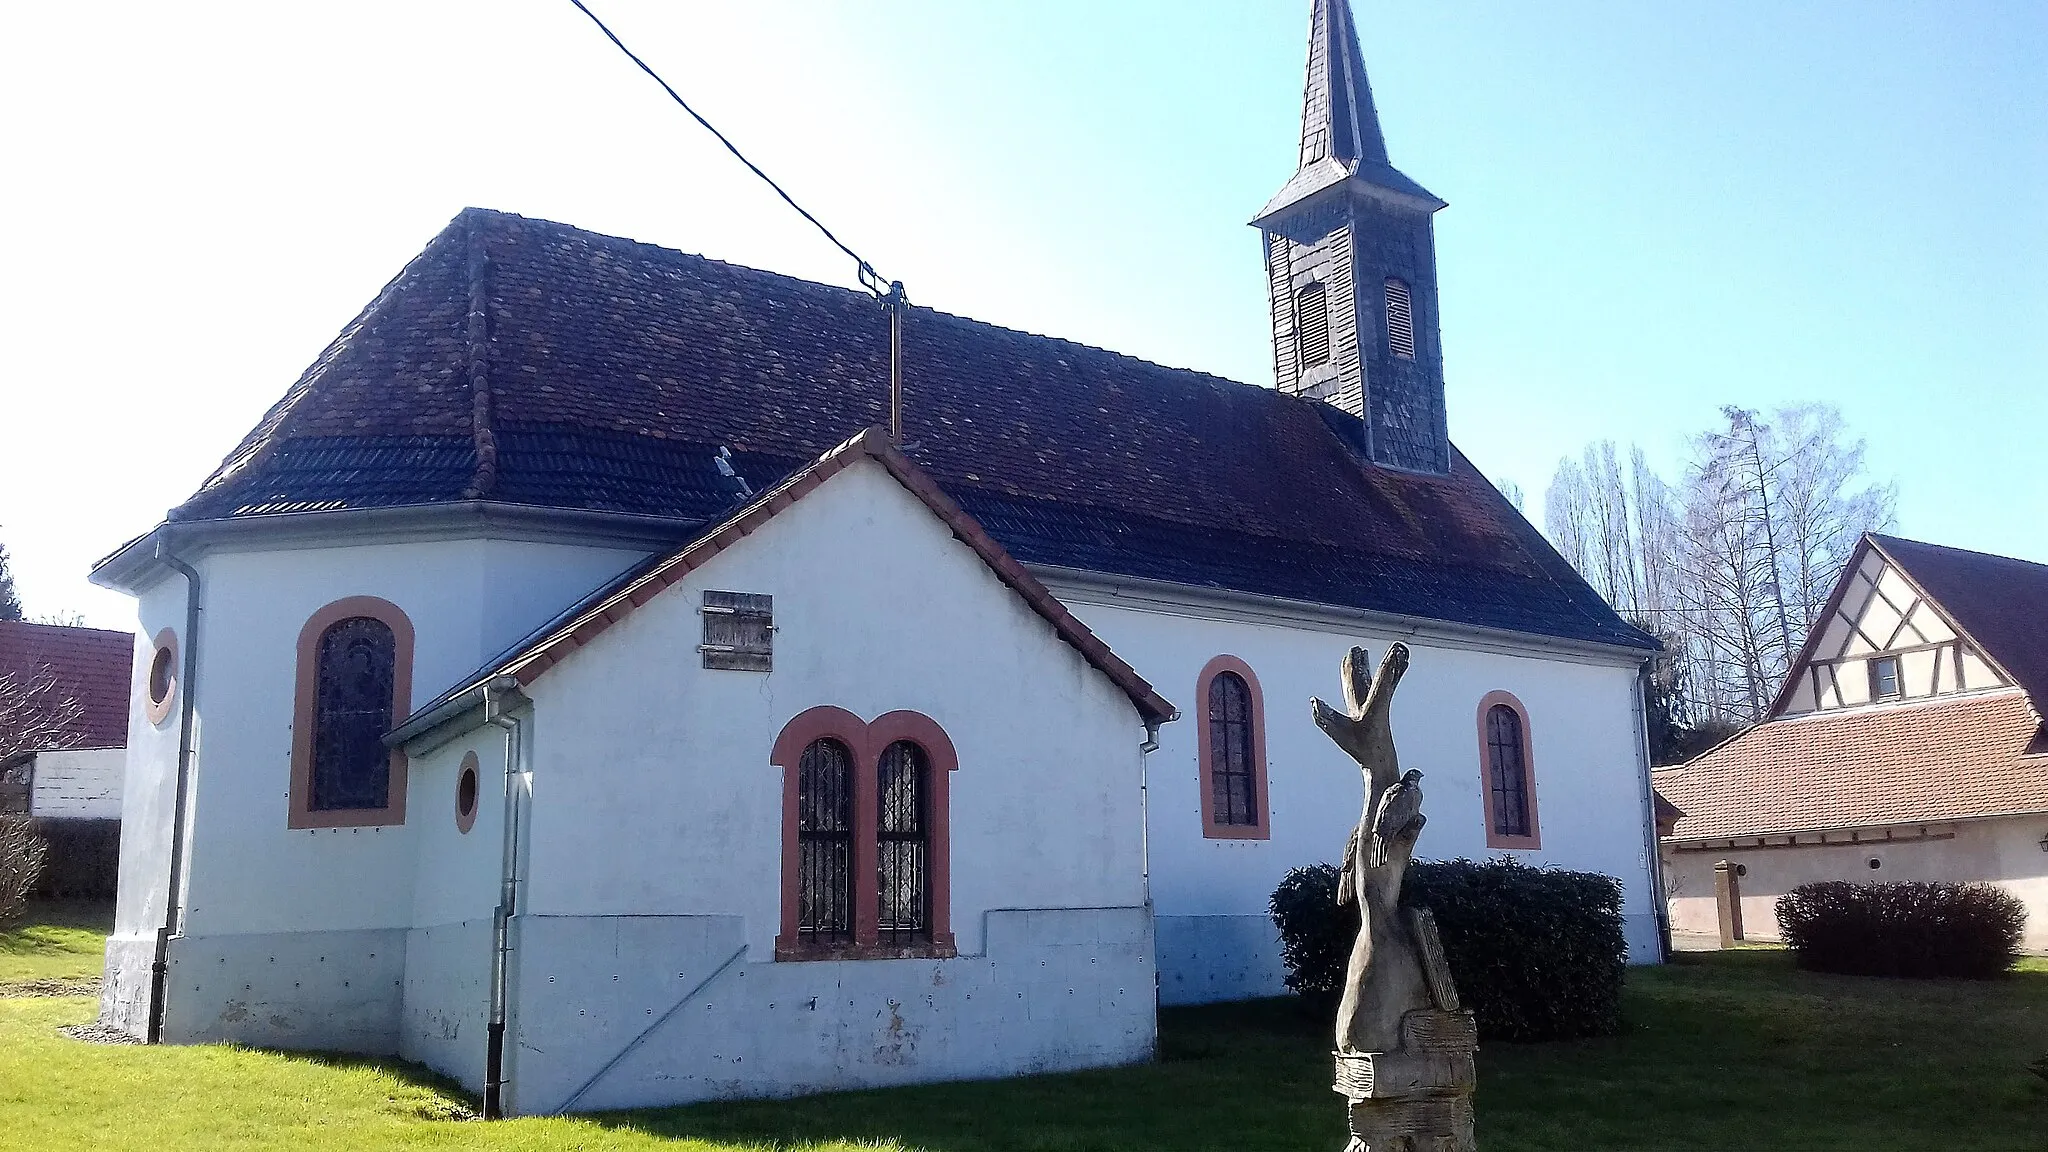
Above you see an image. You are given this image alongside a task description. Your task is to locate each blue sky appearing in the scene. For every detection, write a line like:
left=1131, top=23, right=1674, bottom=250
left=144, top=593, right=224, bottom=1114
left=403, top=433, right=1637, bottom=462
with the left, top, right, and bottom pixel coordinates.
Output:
left=1, top=1, right=2041, bottom=628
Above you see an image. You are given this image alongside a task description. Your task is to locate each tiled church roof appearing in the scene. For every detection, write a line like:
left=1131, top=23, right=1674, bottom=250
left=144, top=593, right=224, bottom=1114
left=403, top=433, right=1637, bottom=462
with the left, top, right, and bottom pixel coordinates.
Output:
left=175, top=208, right=1651, bottom=652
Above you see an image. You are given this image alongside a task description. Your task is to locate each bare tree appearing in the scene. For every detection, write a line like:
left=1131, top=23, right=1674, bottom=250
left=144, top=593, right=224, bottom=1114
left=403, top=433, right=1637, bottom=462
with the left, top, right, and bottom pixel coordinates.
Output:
left=1539, top=403, right=1896, bottom=728
left=0, top=670, right=85, bottom=765
left=1493, top=476, right=1526, bottom=513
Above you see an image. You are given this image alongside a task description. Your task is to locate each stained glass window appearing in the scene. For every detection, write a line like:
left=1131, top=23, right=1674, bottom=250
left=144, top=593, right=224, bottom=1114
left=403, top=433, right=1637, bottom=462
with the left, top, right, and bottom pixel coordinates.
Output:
left=310, top=617, right=396, bottom=811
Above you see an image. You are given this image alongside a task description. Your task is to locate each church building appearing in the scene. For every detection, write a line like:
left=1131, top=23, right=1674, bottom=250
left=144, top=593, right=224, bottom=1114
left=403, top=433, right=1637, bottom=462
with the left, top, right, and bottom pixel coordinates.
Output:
left=91, top=0, right=1661, bottom=1113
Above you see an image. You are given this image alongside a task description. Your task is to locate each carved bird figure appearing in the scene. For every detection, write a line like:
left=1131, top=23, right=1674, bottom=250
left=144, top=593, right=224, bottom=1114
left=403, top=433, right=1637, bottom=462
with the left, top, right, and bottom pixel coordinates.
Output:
left=1366, top=769, right=1426, bottom=869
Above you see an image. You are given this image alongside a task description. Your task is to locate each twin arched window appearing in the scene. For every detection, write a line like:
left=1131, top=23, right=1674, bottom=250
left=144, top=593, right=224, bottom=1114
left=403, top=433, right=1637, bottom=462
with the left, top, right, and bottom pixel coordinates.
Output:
left=1479, top=693, right=1539, bottom=849
left=793, top=736, right=933, bottom=948
left=775, top=709, right=955, bottom=959
left=289, top=597, right=414, bottom=829
left=1198, top=657, right=1269, bottom=839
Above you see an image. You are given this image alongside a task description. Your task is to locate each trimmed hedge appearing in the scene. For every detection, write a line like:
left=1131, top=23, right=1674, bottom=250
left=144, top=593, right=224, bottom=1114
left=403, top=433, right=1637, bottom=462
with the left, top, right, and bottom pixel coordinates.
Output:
left=1775, top=880, right=2025, bottom=979
left=27, top=819, right=120, bottom=900
left=1270, top=857, right=1628, bottom=1042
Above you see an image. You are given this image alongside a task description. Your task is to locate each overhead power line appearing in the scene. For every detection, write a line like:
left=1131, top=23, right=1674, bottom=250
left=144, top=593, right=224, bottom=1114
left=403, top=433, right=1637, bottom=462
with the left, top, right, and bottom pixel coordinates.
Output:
left=566, top=0, right=894, bottom=300
left=566, top=0, right=910, bottom=441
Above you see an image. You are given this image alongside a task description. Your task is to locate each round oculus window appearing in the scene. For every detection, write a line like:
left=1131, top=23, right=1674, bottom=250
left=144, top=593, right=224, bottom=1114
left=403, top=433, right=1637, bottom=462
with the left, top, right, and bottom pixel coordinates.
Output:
left=145, top=629, right=179, bottom=724
left=1867, top=857, right=1882, bottom=870
left=455, top=752, right=481, bottom=834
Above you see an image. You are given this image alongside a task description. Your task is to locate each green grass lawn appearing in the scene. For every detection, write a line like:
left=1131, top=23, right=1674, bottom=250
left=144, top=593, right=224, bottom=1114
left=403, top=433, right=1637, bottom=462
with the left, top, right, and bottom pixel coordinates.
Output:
left=0, top=899, right=111, bottom=988
left=2, top=902, right=2044, bottom=1150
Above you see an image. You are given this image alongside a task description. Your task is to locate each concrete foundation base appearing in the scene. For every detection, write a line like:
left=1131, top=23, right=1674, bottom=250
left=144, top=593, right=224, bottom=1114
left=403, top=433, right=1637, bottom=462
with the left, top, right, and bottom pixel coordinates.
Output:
left=1155, top=914, right=1289, bottom=1005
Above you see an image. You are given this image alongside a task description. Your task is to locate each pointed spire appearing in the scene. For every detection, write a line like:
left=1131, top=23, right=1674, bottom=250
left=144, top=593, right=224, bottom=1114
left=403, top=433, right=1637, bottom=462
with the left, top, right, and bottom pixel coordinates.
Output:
left=1298, top=0, right=1388, bottom=170
left=1255, top=0, right=1442, bottom=224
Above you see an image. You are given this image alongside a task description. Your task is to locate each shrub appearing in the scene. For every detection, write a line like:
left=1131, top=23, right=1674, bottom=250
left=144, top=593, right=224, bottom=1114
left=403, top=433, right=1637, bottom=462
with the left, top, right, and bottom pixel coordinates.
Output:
left=1269, top=857, right=1628, bottom=1042
left=1775, top=880, right=2025, bottom=979
left=27, top=818, right=120, bottom=900
left=0, top=816, right=49, bottom=926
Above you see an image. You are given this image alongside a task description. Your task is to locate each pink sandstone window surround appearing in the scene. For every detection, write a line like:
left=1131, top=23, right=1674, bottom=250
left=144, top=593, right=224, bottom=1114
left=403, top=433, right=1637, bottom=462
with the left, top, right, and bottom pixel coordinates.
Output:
left=145, top=627, right=179, bottom=726
left=1198, top=655, right=1270, bottom=840
left=769, top=706, right=957, bottom=961
left=288, top=596, right=414, bottom=830
left=1477, top=691, right=1540, bottom=850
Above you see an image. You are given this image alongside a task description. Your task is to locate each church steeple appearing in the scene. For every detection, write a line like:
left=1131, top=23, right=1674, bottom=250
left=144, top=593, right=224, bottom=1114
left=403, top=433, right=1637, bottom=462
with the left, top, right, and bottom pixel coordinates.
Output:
left=1254, top=0, right=1450, bottom=474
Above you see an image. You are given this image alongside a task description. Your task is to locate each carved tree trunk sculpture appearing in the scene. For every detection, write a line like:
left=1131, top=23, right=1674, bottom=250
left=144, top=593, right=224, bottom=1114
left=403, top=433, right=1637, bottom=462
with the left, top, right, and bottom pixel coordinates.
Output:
left=1314, top=643, right=1433, bottom=1055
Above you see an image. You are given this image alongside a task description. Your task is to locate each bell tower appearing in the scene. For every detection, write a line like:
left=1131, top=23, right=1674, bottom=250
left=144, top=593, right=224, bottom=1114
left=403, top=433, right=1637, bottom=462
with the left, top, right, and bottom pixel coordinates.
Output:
left=1255, top=0, right=1449, bottom=474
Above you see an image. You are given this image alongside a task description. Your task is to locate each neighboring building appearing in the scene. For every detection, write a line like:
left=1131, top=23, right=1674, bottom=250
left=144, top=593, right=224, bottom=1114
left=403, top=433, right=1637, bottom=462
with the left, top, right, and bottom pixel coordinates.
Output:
left=0, top=619, right=132, bottom=820
left=88, top=0, right=1662, bottom=1113
left=1656, top=534, right=2048, bottom=952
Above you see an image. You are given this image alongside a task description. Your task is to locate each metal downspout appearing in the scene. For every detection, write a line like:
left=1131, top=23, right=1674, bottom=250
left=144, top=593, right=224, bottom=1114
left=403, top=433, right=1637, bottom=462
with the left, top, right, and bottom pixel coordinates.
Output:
left=147, top=541, right=202, bottom=1045
left=1138, top=720, right=1160, bottom=1017
left=1633, top=658, right=1672, bottom=962
left=481, top=679, right=525, bottom=1119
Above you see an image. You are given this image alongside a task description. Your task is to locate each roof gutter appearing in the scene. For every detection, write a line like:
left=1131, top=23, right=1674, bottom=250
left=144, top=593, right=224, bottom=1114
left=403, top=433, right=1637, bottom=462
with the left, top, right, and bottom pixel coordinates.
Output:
left=1030, top=563, right=1658, bottom=667
left=91, top=502, right=700, bottom=595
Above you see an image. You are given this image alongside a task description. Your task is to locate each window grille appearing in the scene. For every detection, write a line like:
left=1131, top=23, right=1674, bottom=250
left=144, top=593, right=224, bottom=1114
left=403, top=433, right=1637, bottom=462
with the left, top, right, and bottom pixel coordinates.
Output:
left=1385, top=278, right=1416, bottom=359
left=1208, top=671, right=1259, bottom=826
left=795, top=738, right=853, bottom=944
left=1294, top=282, right=1330, bottom=369
left=310, top=617, right=396, bottom=811
left=1485, top=704, right=1530, bottom=838
left=700, top=590, right=772, bottom=671
left=876, top=740, right=929, bottom=944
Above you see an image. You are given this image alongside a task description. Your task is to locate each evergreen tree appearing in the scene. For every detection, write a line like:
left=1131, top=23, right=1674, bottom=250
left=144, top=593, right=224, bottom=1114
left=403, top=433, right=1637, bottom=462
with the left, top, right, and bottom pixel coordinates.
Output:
left=0, top=540, right=21, bottom=622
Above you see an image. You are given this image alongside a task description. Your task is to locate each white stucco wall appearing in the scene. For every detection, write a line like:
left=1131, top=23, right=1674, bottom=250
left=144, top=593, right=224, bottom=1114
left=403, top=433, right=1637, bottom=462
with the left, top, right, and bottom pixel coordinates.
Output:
left=1049, top=588, right=1659, bottom=1002
left=100, top=530, right=649, bottom=1040
left=102, top=573, right=189, bottom=1034
left=476, top=460, right=1157, bottom=1110
left=29, top=747, right=125, bottom=818
left=1665, top=816, right=2048, bottom=952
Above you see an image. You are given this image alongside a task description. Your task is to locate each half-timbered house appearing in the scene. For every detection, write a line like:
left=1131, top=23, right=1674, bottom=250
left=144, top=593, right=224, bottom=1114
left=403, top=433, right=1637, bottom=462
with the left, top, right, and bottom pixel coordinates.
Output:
left=1656, top=534, right=2048, bottom=950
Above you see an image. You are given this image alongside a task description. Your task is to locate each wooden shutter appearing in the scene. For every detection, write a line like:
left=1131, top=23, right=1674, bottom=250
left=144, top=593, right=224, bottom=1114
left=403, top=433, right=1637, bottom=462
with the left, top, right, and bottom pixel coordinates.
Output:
left=700, top=590, right=773, bottom=671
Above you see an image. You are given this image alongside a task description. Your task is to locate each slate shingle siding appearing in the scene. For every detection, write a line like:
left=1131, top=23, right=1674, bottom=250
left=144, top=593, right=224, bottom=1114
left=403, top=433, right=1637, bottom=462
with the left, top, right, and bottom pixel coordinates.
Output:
left=176, top=209, right=1651, bottom=652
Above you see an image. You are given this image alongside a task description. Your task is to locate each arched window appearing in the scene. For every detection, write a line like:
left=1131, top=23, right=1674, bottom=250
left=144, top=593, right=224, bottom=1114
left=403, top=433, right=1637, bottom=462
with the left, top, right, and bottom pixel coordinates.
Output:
left=1294, top=282, right=1330, bottom=369
left=1478, top=692, right=1540, bottom=849
left=1385, top=278, right=1416, bottom=360
left=770, top=707, right=958, bottom=960
left=311, top=618, right=398, bottom=811
left=290, top=597, right=414, bottom=829
left=876, top=740, right=929, bottom=943
left=1198, top=656, right=1269, bottom=839
left=795, top=738, right=855, bottom=945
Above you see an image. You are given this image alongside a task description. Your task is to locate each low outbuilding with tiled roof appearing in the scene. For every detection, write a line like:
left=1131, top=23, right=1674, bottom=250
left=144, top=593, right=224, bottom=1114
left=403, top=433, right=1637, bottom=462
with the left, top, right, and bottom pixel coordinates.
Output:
left=1655, top=533, right=2048, bottom=951
left=0, top=619, right=133, bottom=820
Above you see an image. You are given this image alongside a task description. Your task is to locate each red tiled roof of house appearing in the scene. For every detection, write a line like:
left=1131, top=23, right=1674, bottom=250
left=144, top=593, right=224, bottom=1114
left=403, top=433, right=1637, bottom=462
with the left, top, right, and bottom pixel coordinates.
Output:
left=1652, top=691, right=2048, bottom=841
left=0, top=620, right=134, bottom=752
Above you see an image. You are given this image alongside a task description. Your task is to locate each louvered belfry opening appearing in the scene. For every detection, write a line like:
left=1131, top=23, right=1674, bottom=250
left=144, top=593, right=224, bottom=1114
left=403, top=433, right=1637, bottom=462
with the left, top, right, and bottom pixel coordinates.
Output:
left=796, top=738, right=855, bottom=943
left=1208, top=671, right=1259, bottom=826
left=1485, top=704, right=1530, bottom=837
left=1294, top=282, right=1331, bottom=369
left=876, top=740, right=930, bottom=943
left=310, top=616, right=396, bottom=811
left=1384, top=278, right=1416, bottom=360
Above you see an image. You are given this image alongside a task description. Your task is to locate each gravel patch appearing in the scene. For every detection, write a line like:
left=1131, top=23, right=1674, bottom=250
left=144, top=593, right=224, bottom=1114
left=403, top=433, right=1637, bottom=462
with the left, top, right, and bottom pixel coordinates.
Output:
left=61, top=1019, right=143, bottom=1044
left=0, top=979, right=99, bottom=998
